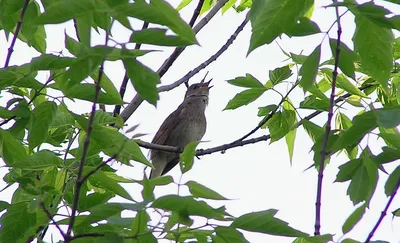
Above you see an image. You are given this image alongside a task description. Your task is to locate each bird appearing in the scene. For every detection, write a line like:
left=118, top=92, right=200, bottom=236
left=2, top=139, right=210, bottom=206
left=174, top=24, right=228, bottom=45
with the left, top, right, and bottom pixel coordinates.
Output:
left=149, top=74, right=212, bottom=179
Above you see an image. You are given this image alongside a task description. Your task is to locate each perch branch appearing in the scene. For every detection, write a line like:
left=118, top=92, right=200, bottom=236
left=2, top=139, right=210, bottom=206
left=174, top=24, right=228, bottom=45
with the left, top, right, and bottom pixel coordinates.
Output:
left=136, top=84, right=373, bottom=156
left=113, top=21, right=149, bottom=117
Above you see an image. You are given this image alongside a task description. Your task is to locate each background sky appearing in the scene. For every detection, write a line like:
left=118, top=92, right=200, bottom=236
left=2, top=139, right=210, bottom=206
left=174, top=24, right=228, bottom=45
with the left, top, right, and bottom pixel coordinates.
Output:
left=0, top=0, right=399, bottom=242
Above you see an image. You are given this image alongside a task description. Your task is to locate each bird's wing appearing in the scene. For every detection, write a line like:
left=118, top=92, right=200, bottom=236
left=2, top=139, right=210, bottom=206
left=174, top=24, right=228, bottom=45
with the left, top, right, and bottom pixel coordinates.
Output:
left=151, top=103, right=186, bottom=146
left=161, top=155, right=179, bottom=176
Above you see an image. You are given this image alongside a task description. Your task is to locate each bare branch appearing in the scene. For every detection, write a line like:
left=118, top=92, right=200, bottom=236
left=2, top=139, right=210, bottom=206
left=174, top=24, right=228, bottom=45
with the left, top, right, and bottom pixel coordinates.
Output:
left=66, top=18, right=110, bottom=240
left=40, top=202, right=66, bottom=241
left=113, top=21, right=149, bottom=117
left=3, top=0, right=30, bottom=68
left=233, top=80, right=299, bottom=143
left=79, top=155, right=118, bottom=184
left=315, top=2, right=342, bottom=235
left=121, top=13, right=248, bottom=122
left=365, top=177, right=400, bottom=243
left=156, top=0, right=206, bottom=78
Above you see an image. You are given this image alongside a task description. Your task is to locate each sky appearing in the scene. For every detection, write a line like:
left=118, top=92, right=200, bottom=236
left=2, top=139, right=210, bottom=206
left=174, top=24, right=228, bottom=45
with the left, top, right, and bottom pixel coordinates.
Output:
left=0, top=0, right=400, bottom=242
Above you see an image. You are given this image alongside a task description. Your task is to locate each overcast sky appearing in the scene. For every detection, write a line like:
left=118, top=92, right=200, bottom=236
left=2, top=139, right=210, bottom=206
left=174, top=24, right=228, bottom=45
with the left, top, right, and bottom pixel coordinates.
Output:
left=0, top=0, right=399, bottom=242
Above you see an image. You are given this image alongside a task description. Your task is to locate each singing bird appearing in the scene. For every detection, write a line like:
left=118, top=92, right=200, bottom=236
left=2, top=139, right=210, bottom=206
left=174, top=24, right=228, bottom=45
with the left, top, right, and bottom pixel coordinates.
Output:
left=149, top=75, right=212, bottom=179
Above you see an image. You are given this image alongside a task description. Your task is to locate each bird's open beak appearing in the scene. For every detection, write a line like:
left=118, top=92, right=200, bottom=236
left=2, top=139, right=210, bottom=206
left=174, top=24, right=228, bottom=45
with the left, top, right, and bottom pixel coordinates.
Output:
left=201, top=78, right=213, bottom=89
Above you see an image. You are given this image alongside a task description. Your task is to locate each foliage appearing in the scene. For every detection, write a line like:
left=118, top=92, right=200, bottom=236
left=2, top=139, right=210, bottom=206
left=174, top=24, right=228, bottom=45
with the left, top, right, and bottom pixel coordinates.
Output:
left=0, top=0, right=399, bottom=242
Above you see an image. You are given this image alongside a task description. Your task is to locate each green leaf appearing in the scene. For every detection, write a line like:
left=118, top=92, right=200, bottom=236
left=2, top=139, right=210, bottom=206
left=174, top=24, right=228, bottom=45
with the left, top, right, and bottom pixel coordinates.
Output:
left=77, top=204, right=123, bottom=227
left=336, top=74, right=367, bottom=98
left=333, top=111, right=377, bottom=151
left=299, top=45, right=321, bottom=92
left=393, top=208, right=400, bottom=217
left=258, top=104, right=278, bottom=117
left=248, top=0, right=313, bottom=54
left=12, top=150, right=62, bottom=170
left=85, top=124, right=152, bottom=167
left=353, top=14, right=393, bottom=89
left=329, top=39, right=358, bottom=80
left=342, top=202, right=367, bottom=234
left=66, top=84, right=124, bottom=105
left=0, top=129, right=28, bottom=165
left=336, top=159, right=362, bottom=183
left=186, top=181, right=228, bottom=200
left=180, top=141, right=200, bottom=174
left=177, top=0, right=193, bottom=11
left=130, top=28, right=196, bottom=46
left=283, top=100, right=297, bottom=163
left=123, top=58, right=160, bottom=105
left=0, top=201, right=10, bottom=213
left=300, top=95, right=330, bottom=111
left=224, top=88, right=266, bottom=110
left=376, top=108, right=400, bottom=128
left=75, top=14, right=92, bottom=47
left=30, top=54, right=76, bottom=70
left=227, top=74, right=264, bottom=88
left=131, top=210, right=150, bottom=236
left=302, top=120, right=324, bottom=143
left=78, top=192, right=114, bottom=211
left=375, top=147, right=400, bottom=164
left=269, top=65, right=292, bottom=85
left=231, top=209, right=308, bottom=237
left=347, top=164, right=369, bottom=205
left=28, top=101, right=57, bottom=149
left=384, top=165, right=400, bottom=196
left=115, top=0, right=196, bottom=43
left=152, top=195, right=226, bottom=219
left=284, top=17, right=321, bottom=37
left=84, top=168, right=133, bottom=201
left=215, top=226, right=249, bottom=243
left=35, top=0, right=96, bottom=24
left=0, top=202, right=36, bottom=243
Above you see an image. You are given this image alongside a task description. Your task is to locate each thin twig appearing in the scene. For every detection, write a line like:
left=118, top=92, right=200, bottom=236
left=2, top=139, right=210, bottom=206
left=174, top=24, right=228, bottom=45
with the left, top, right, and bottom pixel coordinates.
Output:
left=3, top=0, right=30, bottom=67
left=120, top=14, right=248, bottom=122
left=314, top=2, right=342, bottom=236
left=65, top=18, right=110, bottom=240
left=233, top=80, right=299, bottom=143
left=79, top=155, right=117, bottom=183
left=365, top=177, right=400, bottom=243
left=157, top=0, right=206, bottom=78
left=113, top=22, right=149, bottom=117
left=40, top=202, right=66, bottom=240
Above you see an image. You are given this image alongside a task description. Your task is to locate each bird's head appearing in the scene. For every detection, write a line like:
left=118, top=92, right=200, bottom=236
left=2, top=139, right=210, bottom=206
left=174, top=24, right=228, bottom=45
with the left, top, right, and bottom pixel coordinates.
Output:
left=184, top=72, right=213, bottom=100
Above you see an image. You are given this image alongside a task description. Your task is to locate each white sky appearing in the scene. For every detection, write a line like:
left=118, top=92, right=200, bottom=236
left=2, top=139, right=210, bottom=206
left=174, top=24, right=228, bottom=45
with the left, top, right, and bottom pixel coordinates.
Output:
left=0, top=0, right=399, bottom=242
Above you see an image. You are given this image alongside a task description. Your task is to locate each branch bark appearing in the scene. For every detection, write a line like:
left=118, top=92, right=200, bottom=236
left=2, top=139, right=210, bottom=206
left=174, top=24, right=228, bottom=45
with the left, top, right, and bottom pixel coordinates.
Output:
left=314, top=2, right=342, bottom=235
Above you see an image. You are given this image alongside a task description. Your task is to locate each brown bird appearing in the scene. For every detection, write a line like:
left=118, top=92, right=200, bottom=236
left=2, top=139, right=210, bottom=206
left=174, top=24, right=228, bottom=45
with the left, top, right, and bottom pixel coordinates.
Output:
left=149, top=75, right=212, bottom=179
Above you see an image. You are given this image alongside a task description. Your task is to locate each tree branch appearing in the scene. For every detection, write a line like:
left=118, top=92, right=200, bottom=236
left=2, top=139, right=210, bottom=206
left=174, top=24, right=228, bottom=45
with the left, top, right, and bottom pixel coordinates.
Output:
left=315, top=2, right=342, bottom=236
left=66, top=20, right=109, bottom=240
left=365, top=177, right=400, bottom=243
left=121, top=13, right=248, bottom=122
left=113, top=21, right=149, bottom=117
left=156, top=0, right=206, bottom=78
left=136, top=84, right=373, bottom=157
left=79, top=155, right=118, bottom=184
left=40, top=202, right=66, bottom=241
left=3, top=0, right=30, bottom=68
